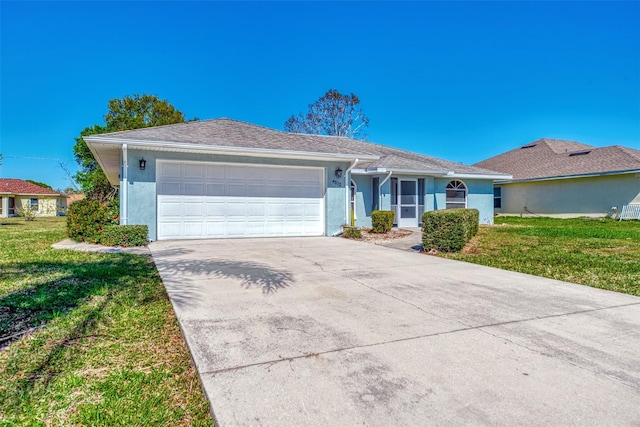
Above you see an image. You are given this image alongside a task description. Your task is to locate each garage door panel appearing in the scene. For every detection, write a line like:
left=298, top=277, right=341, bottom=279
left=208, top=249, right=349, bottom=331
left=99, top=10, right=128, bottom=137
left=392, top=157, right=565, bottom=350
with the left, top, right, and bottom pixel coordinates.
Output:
left=304, top=203, right=321, bottom=217
left=206, top=221, right=226, bottom=237
left=246, top=221, right=266, bottom=235
left=184, top=202, right=205, bottom=217
left=225, top=183, right=245, bottom=197
left=157, top=162, right=324, bottom=239
left=267, top=203, right=286, bottom=218
left=226, top=221, right=247, bottom=236
left=225, top=166, right=245, bottom=179
left=160, top=162, right=182, bottom=178
left=247, top=203, right=266, bottom=217
left=227, top=202, right=246, bottom=216
left=184, top=163, right=204, bottom=179
left=158, top=222, right=183, bottom=238
left=158, top=200, right=183, bottom=217
left=184, top=182, right=204, bottom=196
left=285, top=221, right=306, bottom=234
left=286, top=203, right=304, bottom=217
left=206, top=202, right=226, bottom=217
left=246, top=184, right=265, bottom=197
left=184, top=222, right=204, bottom=237
left=205, top=183, right=224, bottom=196
left=159, top=182, right=182, bottom=195
left=267, top=222, right=284, bottom=234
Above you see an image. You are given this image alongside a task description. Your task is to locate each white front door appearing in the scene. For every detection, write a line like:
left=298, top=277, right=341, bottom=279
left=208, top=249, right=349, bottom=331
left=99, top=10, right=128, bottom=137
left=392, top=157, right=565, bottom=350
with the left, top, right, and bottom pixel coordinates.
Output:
left=397, top=179, right=418, bottom=228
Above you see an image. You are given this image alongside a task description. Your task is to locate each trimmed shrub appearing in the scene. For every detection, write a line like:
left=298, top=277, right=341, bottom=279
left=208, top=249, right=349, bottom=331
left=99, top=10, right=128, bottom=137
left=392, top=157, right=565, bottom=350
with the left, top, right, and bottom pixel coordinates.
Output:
left=100, top=225, right=148, bottom=247
left=371, top=210, right=395, bottom=233
left=459, top=208, right=479, bottom=240
left=342, top=226, right=362, bottom=239
left=422, top=208, right=479, bottom=252
left=67, top=199, right=110, bottom=242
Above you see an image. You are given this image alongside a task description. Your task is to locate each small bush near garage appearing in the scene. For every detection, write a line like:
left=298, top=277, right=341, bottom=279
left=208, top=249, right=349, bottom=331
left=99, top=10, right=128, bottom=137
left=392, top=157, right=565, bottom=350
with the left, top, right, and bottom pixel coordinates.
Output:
left=67, top=199, right=110, bottom=242
left=371, top=210, right=395, bottom=233
left=342, top=226, right=362, bottom=239
left=422, top=209, right=479, bottom=252
left=100, top=225, right=149, bottom=247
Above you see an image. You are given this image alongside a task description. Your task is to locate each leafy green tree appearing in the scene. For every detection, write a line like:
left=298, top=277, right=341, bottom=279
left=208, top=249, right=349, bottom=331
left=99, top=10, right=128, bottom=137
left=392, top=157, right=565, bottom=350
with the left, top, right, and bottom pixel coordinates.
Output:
left=284, top=89, right=369, bottom=140
left=25, top=180, right=54, bottom=190
left=73, top=125, right=113, bottom=203
left=105, top=94, right=185, bottom=131
left=73, top=94, right=186, bottom=202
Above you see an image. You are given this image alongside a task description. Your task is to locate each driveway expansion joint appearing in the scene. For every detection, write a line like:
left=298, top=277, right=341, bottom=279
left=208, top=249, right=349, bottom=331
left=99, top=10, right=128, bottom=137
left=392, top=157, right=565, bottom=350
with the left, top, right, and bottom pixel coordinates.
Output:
left=199, top=301, right=640, bottom=379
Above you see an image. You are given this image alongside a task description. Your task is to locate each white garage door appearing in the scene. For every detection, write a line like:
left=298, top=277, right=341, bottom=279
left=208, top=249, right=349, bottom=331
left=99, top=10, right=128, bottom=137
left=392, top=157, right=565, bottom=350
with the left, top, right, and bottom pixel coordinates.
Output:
left=157, top=161, right=325, bottom=239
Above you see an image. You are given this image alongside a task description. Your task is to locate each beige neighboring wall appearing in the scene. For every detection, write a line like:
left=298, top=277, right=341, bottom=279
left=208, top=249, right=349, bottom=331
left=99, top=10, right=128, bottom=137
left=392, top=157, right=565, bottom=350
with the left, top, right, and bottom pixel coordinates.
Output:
left=14, top=196, right=63, bottom=217
left=497, top=172, right=640, bottom=216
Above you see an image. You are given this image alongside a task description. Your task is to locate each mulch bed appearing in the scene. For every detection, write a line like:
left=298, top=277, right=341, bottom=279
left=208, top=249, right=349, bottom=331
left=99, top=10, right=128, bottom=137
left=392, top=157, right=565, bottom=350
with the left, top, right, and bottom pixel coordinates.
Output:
left=358, top=228, right=413, bottom=244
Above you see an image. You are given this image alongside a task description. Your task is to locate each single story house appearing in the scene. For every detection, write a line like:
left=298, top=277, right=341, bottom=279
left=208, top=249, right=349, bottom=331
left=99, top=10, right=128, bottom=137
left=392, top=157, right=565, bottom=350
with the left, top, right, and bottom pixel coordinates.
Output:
left=84, top=118, right=510, bottom=241
left=0, top=178, right=64, bottom=217
left=474, top=138, right=640, bottom=216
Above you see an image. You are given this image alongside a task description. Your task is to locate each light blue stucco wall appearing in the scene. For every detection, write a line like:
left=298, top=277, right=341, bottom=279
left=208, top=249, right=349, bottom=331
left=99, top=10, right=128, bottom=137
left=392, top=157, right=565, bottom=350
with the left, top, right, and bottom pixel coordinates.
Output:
left=434, top=178, right=494, bottom=224
left=379, top=176, right=392, bottom=211
left=424, top=177, right=435, bottom=212
left=122, top=149, right=350, bottom=240
left=353, top=175, right=373, bottom=228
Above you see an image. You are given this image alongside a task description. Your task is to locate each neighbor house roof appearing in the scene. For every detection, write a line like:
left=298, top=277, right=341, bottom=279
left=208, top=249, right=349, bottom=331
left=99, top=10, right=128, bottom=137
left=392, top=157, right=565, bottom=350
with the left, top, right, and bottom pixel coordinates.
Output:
left=84, top=118, right=509, bottom=184
left=474, top=138, right=640, bottom=181
left=0, top=179, right=60, bottom=196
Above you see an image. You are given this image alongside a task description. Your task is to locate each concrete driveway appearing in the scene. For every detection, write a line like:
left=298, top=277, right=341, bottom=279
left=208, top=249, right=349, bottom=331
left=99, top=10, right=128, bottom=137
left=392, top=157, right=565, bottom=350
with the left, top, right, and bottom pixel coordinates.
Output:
left=150, top=237, right=640, bottom=426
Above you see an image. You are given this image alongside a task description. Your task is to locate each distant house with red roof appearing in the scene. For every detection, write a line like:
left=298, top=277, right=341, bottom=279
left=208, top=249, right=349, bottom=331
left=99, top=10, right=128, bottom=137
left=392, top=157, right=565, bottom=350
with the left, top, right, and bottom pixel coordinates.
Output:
left=0, top=178, right=65, bottom=218
left=474, top=139, right=640, bottom=216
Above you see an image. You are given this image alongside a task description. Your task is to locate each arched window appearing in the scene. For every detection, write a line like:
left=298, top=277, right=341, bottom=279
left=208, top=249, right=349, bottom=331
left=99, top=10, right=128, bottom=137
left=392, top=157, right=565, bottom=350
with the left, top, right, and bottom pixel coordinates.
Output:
left=446, top=180, right=467, bottom=209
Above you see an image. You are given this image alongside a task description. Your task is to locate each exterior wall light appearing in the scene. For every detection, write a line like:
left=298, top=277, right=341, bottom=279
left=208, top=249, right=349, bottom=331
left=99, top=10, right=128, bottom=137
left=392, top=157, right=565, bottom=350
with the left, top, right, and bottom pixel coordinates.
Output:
left=139, top=158, right=146, bottom=170
left=335, top=167, right=343, bottom=178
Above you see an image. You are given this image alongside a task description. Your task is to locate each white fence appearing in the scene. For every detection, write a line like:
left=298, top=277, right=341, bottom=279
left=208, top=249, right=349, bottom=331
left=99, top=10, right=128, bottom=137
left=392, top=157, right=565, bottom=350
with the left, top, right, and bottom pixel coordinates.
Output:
left=619, top=203, right=640, bottom=221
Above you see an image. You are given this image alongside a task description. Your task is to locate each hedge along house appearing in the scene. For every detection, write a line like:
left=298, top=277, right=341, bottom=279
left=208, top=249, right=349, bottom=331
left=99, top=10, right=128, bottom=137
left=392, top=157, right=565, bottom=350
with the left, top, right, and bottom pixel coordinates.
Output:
left=475, top=138, right=640, bottom=217
left=0, top=178, right=64, bottom=218
left=83, top=118, right=509, bottom=241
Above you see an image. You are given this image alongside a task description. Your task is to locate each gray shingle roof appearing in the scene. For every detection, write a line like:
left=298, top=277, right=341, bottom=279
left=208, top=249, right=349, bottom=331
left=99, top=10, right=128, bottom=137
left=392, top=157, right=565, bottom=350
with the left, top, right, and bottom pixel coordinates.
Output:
left=91, top=118, right=501, bottom=176
left=474, top=138, right=640, bottom=180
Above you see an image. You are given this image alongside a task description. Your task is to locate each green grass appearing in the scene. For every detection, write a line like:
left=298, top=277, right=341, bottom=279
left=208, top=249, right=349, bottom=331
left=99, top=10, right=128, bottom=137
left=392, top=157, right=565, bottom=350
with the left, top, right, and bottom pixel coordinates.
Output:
left=442, top=216, right=640, bottom=296
left=0, top=217, right=212, bottom=426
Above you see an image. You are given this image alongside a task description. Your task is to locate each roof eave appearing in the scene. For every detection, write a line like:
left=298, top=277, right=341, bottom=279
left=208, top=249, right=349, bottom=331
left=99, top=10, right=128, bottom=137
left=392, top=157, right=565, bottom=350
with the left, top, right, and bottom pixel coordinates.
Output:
left=0, top=192, right=61, bottom=196
left=351, top=167, right=511, bottom=180
left=496, top=168, right=640, bottom=184
left=83, top=136, right=379, bottom=163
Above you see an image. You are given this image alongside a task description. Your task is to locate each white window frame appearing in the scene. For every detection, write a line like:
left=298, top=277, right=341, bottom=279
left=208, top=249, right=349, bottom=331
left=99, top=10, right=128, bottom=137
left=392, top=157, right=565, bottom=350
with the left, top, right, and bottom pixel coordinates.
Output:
left=494, top=186, right=502, bottom=209
left=446, top=180, right=467, bottom=209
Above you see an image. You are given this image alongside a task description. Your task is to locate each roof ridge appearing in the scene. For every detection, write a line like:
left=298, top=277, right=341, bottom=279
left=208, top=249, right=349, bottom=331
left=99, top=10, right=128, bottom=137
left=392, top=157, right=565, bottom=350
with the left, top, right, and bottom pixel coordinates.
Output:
left=612, top=145, right=640, bottom=161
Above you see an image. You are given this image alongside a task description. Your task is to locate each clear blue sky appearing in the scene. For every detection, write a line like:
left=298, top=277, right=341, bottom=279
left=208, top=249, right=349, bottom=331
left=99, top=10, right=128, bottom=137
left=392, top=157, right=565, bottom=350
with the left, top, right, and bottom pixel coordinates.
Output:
left=1, top=1, right=639, bottom=191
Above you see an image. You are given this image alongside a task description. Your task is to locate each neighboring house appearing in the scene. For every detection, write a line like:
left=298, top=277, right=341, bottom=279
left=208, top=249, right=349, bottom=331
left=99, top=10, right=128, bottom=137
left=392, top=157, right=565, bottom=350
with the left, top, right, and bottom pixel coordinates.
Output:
left=0, top=178, right=64, bottom=218
left=83, top=118, right=509, bottom=241
left=64, top=192, right=86, bottom=208
left=474, top=138, right=640, bottom=216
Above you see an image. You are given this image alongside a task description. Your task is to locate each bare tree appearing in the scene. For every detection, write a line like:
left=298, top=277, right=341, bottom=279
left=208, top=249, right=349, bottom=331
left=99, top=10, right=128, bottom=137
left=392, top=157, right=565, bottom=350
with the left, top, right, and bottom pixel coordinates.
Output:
left=285, top=89, right=369, bottom=140
left=59, top=161, right=80, bottom=192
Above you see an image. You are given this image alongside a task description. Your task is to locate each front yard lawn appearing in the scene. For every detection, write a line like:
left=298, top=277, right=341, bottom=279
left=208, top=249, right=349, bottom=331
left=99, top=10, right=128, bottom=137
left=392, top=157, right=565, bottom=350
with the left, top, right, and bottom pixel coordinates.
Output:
left=442, top=216, right=640, bottom=296
left=0, top=217, right=212, bottom=426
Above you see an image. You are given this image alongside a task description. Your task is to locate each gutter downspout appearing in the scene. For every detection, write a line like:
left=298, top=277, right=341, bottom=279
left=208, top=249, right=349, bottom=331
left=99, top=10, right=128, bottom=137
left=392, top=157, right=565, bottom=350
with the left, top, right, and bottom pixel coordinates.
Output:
left=345, top=159, right=359, bottom=226
left=121, top=144, right=127, bottom=225
left=378, top=170, right=393, bottom=210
